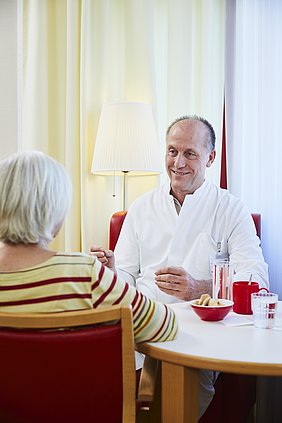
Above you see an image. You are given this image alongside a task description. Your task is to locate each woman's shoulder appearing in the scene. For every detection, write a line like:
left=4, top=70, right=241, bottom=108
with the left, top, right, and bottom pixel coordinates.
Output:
left=53, top=252, right=97, bottom=265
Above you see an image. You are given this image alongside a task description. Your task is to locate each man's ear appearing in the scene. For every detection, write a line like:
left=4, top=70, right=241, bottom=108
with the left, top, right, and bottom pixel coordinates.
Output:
left=206, top=150, right=216, bottom=168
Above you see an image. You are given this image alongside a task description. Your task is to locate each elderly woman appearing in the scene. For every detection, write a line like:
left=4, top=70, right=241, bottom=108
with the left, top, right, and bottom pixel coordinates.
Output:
left=0, top=151, right=177, bottom=343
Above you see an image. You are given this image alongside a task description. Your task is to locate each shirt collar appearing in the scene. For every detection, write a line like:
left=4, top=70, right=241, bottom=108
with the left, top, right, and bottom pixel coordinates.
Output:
left=167, top=179, right=209, bottom=200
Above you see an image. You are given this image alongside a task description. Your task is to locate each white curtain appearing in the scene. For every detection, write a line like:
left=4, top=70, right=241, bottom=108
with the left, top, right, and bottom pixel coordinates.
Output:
left=225, top=0, right=282, bottom=298
left=19, top=0, right=225, bottom=252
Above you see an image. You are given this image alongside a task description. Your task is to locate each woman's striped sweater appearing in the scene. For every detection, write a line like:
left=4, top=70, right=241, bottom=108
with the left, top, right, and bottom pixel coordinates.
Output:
left=0, top=253, right=178, bottom=343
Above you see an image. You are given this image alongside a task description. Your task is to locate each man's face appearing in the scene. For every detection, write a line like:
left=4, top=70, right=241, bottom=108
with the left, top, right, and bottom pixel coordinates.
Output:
left=165, top=119, right=215, bottom=202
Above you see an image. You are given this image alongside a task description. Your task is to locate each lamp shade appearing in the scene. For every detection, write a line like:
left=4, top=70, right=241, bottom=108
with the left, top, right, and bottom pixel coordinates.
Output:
left=91, top=102, right=162, bottom=175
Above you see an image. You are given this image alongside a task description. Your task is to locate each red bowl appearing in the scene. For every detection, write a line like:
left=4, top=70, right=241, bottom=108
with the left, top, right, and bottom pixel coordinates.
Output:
left=190, top=299, right=234, bottom=321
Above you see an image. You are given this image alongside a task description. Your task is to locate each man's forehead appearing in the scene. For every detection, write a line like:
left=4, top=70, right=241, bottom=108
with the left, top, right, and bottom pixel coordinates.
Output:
left=169, top=119, right=207, bottom=136
left=167, top=119, right=209, bottom=148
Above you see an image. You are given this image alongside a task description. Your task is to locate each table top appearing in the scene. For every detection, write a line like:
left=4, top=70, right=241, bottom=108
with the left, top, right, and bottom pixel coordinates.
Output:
left=137, top=301, right=282, bottom=376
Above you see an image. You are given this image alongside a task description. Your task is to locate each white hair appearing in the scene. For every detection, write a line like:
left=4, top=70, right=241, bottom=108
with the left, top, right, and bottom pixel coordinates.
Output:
left=0, top=151, right=72, bottom=246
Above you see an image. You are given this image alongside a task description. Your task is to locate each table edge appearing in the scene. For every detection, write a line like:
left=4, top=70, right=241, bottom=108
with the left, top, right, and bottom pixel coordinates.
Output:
left=136, top=343, right=282, bottom=376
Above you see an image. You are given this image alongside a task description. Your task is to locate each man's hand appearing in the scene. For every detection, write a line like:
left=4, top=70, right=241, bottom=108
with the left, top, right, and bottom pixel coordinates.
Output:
left=155, top=266, right=212, bottom=301
left=90, top=245, right=116, bottom=273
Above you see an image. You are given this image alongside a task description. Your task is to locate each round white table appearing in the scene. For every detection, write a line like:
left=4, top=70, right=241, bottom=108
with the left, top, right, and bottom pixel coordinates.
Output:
left=137, top=301, right=282, bottom=423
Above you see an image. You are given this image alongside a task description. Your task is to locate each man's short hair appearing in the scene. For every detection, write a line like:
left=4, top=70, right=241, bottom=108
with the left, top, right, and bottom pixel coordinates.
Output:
left=0, top=151, right=72, bottom=245
left=166, top=115, right=216, bottom=152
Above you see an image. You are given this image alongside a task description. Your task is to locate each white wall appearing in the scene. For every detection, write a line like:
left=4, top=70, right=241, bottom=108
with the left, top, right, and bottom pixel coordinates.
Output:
left=0, top=0, right=18, bottom=157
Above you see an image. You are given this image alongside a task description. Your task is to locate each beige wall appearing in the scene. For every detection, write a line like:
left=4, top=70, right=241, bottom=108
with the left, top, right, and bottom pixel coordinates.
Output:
left=0, top=0, right=18, bottom=157
left=86, top=173, right=161, bottom=251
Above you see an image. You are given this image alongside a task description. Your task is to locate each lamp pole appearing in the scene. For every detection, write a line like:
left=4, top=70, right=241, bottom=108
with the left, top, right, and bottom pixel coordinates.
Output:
left=122, top=171, right=129, bottom=211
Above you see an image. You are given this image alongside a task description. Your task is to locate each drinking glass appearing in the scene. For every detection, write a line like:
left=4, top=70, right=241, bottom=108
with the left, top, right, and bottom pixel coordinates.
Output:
left=251, top=291, right=278, bottom=329
left=212, top=259, right=233, bottom=300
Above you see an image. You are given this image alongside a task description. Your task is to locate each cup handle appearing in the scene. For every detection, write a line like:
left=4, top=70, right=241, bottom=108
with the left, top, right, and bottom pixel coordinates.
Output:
left=258, top=287, right=269, bottom=293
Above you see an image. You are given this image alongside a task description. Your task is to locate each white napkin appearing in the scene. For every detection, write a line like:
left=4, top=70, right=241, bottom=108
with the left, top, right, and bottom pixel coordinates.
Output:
left=221, top=314, right=253, bottom=327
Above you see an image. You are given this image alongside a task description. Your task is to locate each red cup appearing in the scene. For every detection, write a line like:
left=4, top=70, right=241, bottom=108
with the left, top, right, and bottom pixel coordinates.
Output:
left=232, top=282, right=265, bottom=314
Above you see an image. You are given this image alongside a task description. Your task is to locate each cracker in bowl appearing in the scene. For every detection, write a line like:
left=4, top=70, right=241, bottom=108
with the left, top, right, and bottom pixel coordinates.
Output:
left=196, top=294, right=221, bottom=306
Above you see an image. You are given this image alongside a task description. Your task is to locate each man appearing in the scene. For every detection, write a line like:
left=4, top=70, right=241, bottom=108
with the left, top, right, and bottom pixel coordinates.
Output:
left=94, top=115, right=269, bottom=301
left=93, top=115, right=269, bottom=418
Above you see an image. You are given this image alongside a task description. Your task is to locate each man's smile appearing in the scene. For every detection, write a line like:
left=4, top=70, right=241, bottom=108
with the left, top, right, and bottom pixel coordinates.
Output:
left=172, top=170, right=190, bottom=176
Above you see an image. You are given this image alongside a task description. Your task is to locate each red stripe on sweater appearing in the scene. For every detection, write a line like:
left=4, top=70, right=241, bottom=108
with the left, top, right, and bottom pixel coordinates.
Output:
left=147, top=305, right=169, bottom=341
left=91, top=265, right=105, bottom=290
left=93, top=273, right=117, bottom=308
left=113, top=282, right=129, bottom=305
left=0, top=293, right=92, bottom=307
left=132, top=292, right=144, bottom=316
left=0, top=277, right=91, bottom=291
left=131, top=291, right=139, bottom=309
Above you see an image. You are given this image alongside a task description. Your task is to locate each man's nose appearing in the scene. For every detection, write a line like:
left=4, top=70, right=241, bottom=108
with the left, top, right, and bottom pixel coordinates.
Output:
left=174, top=153, right=186, bottom=168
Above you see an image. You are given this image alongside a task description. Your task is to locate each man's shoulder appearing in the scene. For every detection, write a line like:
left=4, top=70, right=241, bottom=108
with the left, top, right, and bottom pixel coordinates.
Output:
left=206, top=182, right=248, bottom=217
left=131, top=183, right=166, bottom=207
left=208, top=181, right=243, bottom=203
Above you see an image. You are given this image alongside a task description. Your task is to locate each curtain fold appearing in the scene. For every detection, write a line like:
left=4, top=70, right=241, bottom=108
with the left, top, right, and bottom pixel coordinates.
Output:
left=225, top=0, right=282, bottom=298
left=20, top=0, right=225, bottom=252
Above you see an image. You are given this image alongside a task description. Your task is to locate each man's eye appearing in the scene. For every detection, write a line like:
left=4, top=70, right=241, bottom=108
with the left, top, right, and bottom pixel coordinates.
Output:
left=168, top=149, right=176, bottom=156
left=186, top=152, right=197, bottom=159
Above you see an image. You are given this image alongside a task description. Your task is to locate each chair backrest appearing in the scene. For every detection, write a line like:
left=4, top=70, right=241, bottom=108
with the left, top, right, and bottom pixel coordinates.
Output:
left=109, top=211, right=261, bottom=250
left=0, top=305, right=136, bottom=423
left=109, top=211, right=128, bottom=250
left=251, top=213, right=261, bottom=239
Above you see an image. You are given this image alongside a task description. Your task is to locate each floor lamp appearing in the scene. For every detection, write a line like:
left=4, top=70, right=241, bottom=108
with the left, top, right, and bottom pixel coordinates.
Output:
left=91, top=102, right=162, bottom=210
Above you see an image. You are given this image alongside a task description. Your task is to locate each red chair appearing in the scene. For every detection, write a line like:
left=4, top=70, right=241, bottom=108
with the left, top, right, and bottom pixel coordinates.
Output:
left=0, top=305, right=136, bottom=423
left=109, top=211, right=128, bottom=250
left=110, top=211, right=261, bottom=422
left=110, top=211, right=261, bottom=250
left=251, top=213, right=261, bottom=239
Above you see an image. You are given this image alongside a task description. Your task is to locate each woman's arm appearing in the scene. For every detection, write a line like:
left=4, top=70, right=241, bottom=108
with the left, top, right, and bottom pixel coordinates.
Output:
left=91, top=258, right=178, bottom=343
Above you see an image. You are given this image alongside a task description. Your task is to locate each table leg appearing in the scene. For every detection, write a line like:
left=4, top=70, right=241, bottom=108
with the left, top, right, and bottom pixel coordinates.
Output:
left=162, top=362, right=200, bottom=423
left=146, top=362, right=162, bottom=423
